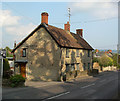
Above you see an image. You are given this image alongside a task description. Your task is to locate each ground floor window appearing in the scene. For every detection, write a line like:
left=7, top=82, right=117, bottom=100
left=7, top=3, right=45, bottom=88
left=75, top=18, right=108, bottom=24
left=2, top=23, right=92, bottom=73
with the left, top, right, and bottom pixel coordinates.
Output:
left=83, top=63, right=86, bottom=70
left=66, top=64, right=75, bottom=72
left=88, top=63, right=90, bottom=70
left=71, top=64, right=75, bottom=71
left=76, top=63, right=80, bottom=70
left=66, top=64, right=70, bottom=72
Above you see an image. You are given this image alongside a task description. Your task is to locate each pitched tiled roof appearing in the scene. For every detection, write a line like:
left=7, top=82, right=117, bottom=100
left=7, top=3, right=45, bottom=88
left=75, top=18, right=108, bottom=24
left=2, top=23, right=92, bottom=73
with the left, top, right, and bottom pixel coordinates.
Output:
left=46, top=25, right=93, bottom=50
left=12, top=23, right=93, bottom=52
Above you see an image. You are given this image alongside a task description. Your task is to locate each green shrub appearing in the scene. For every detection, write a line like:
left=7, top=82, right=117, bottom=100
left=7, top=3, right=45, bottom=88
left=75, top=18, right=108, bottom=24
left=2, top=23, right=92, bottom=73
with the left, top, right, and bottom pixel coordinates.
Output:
left=3, top=58, right=10, bottom=72
left=3, top=59, right=11, bottom=78
left=93, top=57, right=99, bottom=63
left=98, top=55, right=113, bottom=67
left=92, top=69, right=99, bottom=74
left=9, top=75, right=25, bottom=87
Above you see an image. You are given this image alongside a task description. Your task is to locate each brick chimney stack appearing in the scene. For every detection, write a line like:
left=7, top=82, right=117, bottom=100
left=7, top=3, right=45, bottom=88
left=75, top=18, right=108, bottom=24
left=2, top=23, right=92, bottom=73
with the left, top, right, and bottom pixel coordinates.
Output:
left=41, top=12, right=49, bottom=24
left=76, top=29, right=83, bottom=37
left=64, top=21, right=70, bottom=32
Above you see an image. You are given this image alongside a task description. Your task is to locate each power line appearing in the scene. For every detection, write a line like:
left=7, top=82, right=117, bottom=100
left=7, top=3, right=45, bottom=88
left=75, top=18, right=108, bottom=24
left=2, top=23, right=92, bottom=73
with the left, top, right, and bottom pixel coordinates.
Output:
left=3, top=3, right=118, bottom=25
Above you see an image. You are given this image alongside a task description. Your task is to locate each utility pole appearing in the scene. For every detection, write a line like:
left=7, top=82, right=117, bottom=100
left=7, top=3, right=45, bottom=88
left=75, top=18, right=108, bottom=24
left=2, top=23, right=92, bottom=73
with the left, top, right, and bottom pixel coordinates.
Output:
left=117, top=44, right=119, bottom=70
left=68, top=8, right=71, bottom=23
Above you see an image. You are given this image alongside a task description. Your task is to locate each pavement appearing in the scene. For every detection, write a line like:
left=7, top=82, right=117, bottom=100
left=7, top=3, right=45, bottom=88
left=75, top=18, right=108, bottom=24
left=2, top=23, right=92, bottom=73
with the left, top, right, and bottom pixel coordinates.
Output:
left=2, top=71, right=119, bottom=100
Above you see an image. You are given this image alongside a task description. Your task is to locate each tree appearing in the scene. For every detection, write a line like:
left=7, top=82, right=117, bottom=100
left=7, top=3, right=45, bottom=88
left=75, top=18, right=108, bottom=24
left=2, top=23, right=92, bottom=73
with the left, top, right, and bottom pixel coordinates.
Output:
left=5, top=46, right=13, bottom=57
left=98, top=55, right=113, bottom=67
left=3, top=58, right=10, bottom=78
left=93, top=57, right=99, bottom=63
left=112, top=54, right=117, bottom=66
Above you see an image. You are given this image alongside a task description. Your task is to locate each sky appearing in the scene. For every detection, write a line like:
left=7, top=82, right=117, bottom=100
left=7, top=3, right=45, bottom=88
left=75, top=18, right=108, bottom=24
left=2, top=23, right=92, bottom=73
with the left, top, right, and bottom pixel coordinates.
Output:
left=0, top=0, right=119, bottom=50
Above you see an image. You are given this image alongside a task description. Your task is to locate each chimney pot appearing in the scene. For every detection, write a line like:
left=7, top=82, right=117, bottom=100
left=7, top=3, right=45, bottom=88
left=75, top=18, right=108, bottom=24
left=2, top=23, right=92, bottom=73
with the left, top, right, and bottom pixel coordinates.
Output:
left=41, top=12, right=49, bottom=24
left=76, top=29, right=83, bottom=37
left=64, top=21, right=70, bottom=32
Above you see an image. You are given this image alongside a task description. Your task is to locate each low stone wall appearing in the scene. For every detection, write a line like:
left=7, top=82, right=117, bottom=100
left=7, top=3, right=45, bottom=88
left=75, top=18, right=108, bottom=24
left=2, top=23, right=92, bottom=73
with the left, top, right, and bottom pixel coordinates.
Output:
left=64, top=70, right=88, bottom=81
left=102, top=66, right=117, bottom=71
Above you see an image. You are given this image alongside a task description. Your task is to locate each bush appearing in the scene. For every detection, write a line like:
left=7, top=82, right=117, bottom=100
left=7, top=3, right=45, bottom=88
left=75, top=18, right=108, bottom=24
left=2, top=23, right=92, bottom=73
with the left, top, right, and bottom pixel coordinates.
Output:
left=93, top=57, right=99, bottom=63
left=3, top=59, right=10, bottom=78
left=9, top=75, right=25, bottom=87
left=87, top=69, right=99, bottom=75
left=92, top=69, right=99, bottom=74
left=3, top=70, right=13, bottom=79
left=98, top=55, right=113, bottom=67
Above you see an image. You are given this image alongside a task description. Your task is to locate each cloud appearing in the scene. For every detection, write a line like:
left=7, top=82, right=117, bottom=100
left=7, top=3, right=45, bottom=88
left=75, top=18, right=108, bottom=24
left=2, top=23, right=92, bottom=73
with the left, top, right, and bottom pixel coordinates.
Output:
left=5, top=23, right=37, bottom=41
left=69, top=1, right=118, bottom=19
left=0, top=9, right=21, bottom=27
left=1, top=9, right=37, bottom=45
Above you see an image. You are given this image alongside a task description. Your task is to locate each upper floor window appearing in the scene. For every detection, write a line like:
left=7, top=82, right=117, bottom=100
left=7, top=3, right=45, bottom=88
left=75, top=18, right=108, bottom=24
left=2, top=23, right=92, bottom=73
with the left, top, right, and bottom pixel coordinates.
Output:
left=88, top=50, right=90, bottom=57
left=20, top=48, right=26, bottom=57
left=76, top=49, right=79, bottom=57
left=80, top=53, right=82, bottom=58
left=66, top=48, right=69, bottom=58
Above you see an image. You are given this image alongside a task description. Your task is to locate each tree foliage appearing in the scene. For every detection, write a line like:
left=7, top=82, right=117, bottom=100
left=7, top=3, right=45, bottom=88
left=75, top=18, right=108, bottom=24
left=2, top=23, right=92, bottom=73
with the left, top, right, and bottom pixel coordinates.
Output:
left=93, top=57, right=99, bottom=63
left=111, top=54, right=117, bottom=66
left=3, top=58, right=10, bottom=72
left=98, top=55, right=113, bottom=67
left=5, top=46, right=13, bottom=57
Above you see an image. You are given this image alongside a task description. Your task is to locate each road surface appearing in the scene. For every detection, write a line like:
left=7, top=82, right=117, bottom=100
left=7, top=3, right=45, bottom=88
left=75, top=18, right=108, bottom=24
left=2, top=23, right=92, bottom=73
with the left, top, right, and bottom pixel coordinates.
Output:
left=2, top=71, right=119, bottom=100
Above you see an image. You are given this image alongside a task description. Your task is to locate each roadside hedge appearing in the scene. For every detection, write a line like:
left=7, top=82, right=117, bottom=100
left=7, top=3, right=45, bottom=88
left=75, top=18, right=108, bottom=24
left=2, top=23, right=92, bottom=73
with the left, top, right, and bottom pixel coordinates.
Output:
left=9, top=75, right=25, bottom=87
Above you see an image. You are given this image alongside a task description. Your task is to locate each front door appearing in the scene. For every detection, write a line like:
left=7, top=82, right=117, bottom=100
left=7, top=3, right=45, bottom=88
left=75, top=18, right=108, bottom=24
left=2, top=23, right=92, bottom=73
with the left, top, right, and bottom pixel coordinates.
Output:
left=20, top=63, right=26, bottom=78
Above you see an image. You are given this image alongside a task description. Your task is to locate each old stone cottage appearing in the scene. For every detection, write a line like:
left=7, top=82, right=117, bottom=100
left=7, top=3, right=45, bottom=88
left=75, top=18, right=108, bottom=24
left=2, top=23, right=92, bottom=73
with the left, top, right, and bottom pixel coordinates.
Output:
left=12, top=12, right=94, bottom=81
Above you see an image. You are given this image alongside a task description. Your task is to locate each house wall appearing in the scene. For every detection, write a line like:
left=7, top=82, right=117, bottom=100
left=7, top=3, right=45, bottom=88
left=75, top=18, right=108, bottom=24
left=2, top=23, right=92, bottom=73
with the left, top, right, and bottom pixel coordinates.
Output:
left=14, top=27, right=62, bottom=81
left=61, top=48, right=92, bottom=73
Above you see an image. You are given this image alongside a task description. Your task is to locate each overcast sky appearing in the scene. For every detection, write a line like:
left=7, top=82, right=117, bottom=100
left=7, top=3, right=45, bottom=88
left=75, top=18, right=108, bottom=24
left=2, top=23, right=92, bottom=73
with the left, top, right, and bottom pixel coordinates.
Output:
left=0, top=0, right=119, bottom=50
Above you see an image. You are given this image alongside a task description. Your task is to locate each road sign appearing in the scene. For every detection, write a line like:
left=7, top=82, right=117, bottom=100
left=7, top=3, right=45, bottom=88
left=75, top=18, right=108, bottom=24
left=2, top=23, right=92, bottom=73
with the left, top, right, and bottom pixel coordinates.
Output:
left=0, top=49, right=6, bottom=58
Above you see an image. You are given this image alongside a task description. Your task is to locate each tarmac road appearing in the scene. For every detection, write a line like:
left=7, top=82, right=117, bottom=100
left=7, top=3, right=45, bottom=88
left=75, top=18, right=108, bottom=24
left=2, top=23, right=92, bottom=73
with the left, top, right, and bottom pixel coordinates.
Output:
left=2, top=71, right=119, bottom=100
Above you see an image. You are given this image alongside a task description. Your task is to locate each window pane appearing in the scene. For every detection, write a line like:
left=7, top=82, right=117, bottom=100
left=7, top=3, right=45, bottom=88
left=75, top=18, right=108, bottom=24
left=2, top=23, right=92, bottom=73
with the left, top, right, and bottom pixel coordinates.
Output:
left=88, top=63, right=90, bottom=70
left=66, top=64, right=70, bottom=72
left=76, top=64, right=79, bottom=70
left=88, top=50, right=90, bottom=57
left=23, top=49, right=26, bottom=57
left=71, top=64, right=75, bottom=71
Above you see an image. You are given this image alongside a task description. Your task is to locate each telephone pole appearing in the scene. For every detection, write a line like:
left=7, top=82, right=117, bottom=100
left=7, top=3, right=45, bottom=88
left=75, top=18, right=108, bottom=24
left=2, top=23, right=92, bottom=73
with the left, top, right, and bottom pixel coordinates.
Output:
left=117, top=44, right=119, bottom=69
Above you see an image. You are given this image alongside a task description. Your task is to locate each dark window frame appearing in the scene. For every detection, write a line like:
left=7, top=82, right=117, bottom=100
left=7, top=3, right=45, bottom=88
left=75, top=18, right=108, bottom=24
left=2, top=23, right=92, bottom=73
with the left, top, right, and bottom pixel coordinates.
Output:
left=22, top=48, right=26, bottom=57
left=88, top=50, right=90, bottom=57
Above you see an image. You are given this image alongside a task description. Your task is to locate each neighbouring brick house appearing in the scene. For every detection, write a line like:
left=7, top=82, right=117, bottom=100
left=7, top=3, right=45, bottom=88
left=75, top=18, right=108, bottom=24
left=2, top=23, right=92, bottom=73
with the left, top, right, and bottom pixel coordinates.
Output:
left=12, top=12, right=94, bottom=81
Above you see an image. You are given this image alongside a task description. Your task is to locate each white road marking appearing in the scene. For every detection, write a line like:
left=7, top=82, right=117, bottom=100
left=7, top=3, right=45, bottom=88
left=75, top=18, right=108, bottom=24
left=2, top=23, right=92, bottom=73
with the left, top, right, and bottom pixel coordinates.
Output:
left=81, top=83, right=95, bottom=89
left=46, top=91, right=70, bottom=100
